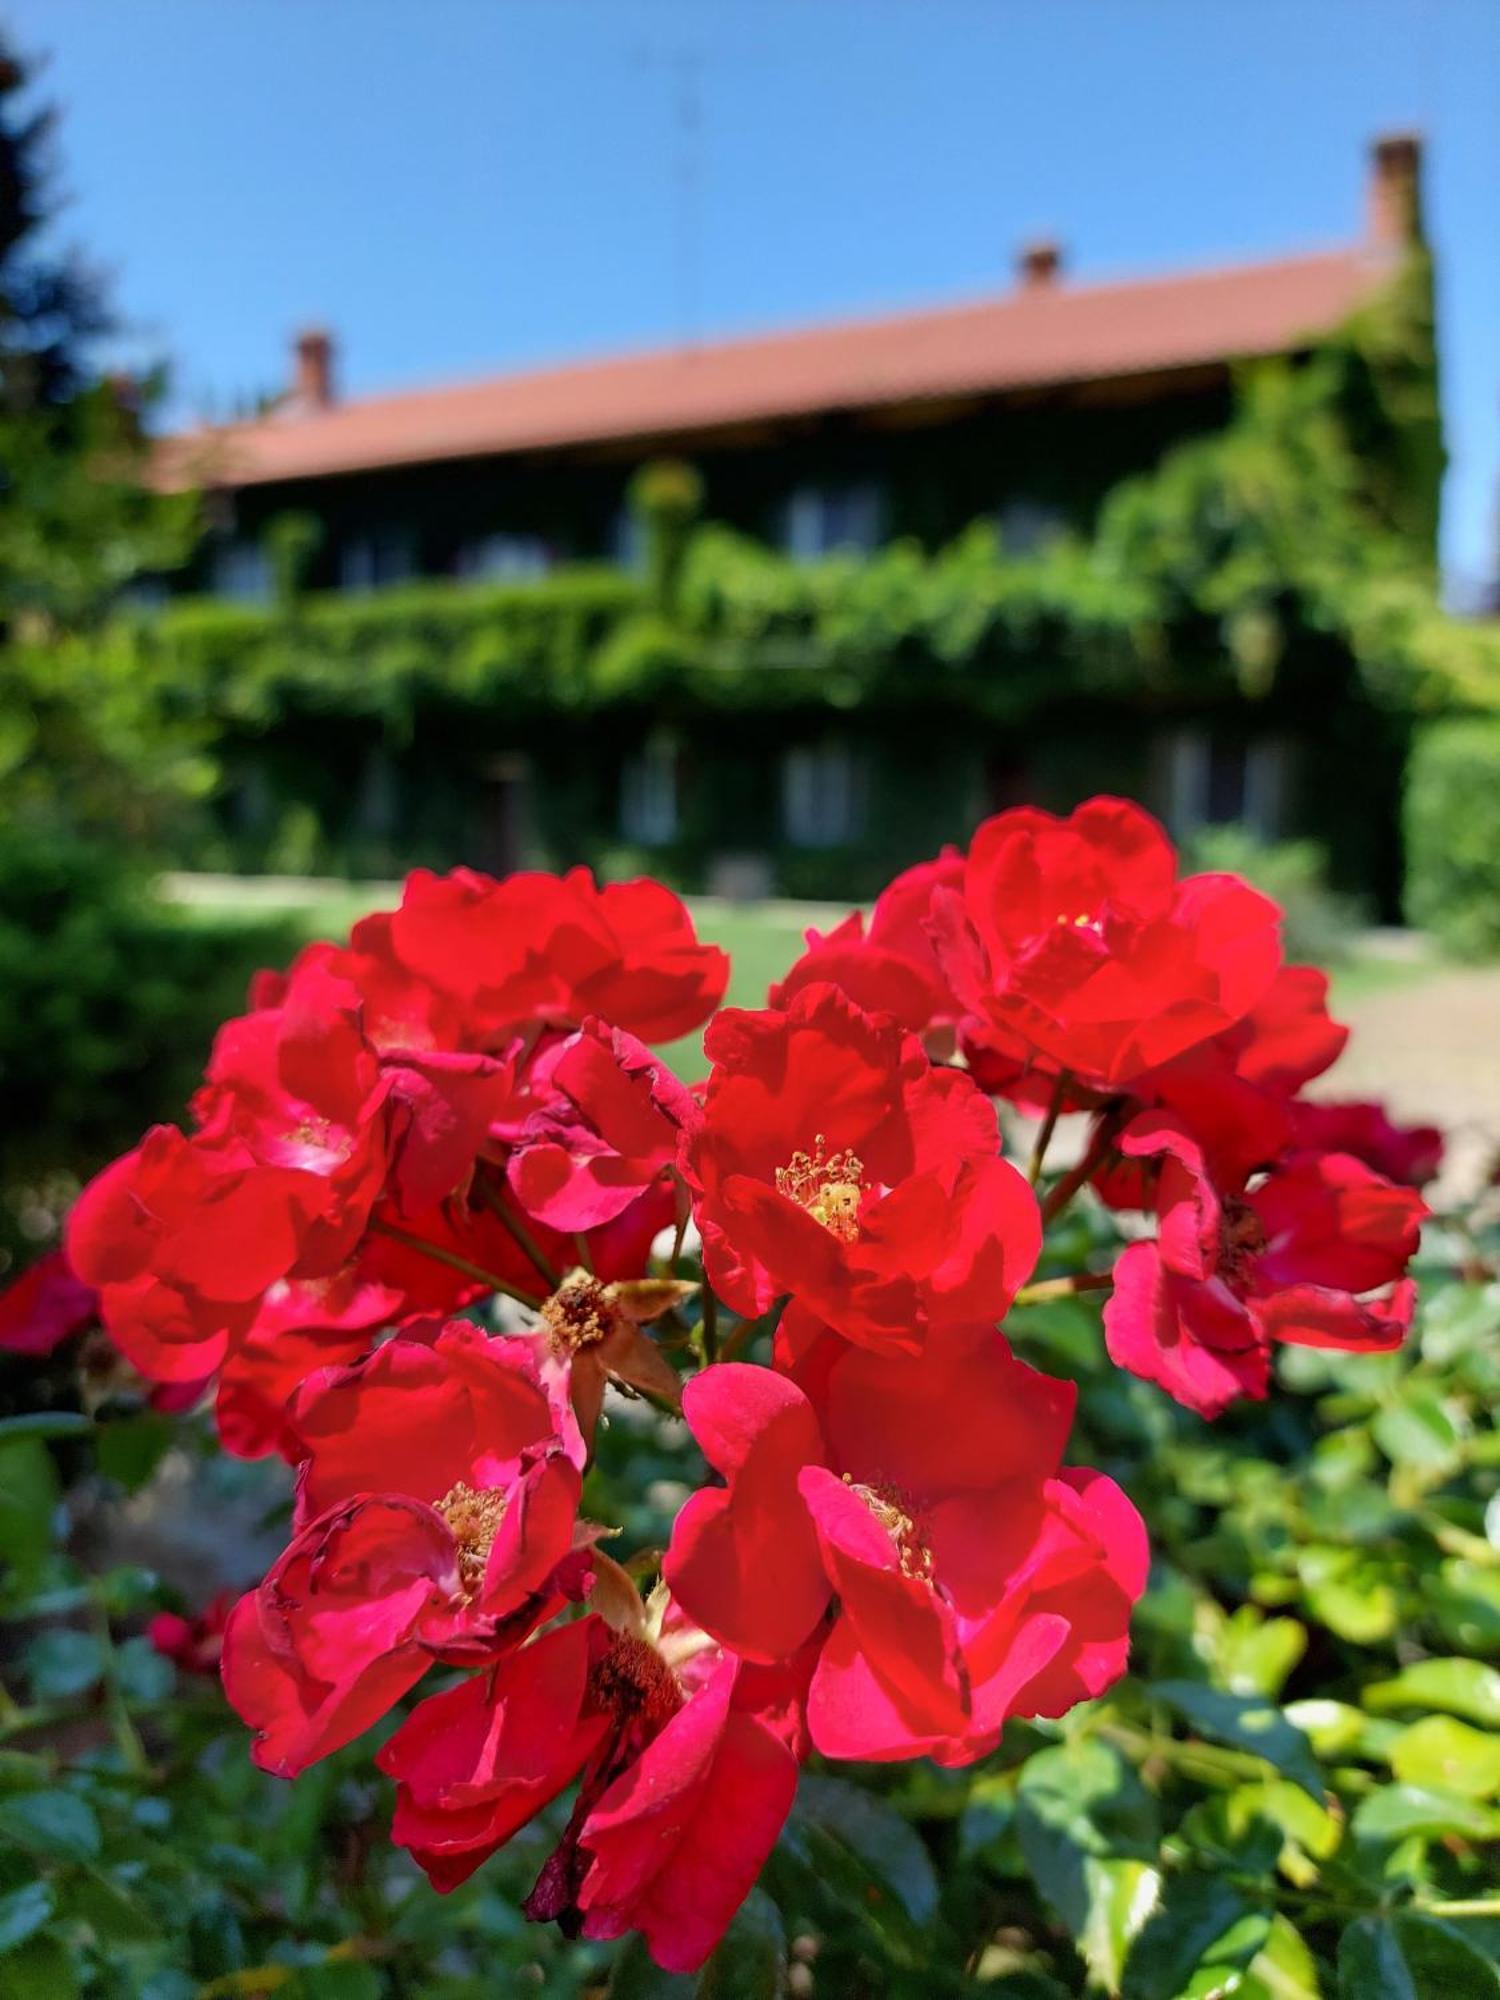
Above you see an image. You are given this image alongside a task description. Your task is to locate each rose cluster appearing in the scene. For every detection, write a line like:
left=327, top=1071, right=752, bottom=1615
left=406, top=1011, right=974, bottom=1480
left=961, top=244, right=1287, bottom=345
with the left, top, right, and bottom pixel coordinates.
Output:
left=19, top=801, right=1432, bottom=1974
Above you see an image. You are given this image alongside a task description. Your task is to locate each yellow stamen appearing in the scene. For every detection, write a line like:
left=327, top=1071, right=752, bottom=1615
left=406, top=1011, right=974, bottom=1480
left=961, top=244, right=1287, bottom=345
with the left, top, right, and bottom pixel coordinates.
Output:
left=776, top=1134, right=865, bottom=1243
left=435, top=1480, right=508, bottom=1595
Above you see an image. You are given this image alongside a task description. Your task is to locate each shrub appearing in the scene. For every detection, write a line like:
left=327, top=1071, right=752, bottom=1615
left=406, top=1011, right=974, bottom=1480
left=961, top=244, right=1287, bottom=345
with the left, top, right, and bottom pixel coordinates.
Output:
left=0, top=827, right=301, bottom=1264
left=1404, top=717, right=1500, bottom=957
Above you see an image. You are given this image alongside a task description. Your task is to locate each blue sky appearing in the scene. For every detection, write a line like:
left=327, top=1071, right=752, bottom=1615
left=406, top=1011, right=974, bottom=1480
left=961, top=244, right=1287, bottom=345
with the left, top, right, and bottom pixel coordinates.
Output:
left=14, top=0, right=1499, bottom=593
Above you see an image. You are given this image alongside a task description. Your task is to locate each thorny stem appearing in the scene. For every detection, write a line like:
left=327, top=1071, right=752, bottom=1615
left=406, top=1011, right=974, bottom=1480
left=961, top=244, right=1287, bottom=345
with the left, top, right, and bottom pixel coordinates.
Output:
left=368, top=1218, right=543, bottom=1311
left=1028, top=1071, right=1071, bottom=1185
left=474, top=1171, right=561, bottom=1288
left=1012, top=1271, right=1114, bottom=1308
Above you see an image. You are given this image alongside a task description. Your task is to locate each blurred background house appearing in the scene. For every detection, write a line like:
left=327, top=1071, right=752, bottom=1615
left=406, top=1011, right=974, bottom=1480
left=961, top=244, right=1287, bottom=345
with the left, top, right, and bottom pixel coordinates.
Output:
left=134, top=134, right=1438, bottom=907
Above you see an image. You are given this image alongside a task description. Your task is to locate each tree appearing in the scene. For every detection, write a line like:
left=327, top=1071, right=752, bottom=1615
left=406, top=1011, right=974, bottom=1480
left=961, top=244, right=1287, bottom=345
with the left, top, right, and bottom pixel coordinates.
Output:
left=0, top=31, right=195, bottom=641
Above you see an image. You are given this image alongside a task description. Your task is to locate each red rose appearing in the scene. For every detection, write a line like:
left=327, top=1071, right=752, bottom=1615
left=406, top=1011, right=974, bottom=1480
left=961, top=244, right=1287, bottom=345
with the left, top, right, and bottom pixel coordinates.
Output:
left=1103, top=1113, right=1427, bottom=1417
left=221, top=1322, right=583, bottom=1775
left=507, top=1020, right=698, bottom=1234
left=1093, top=964, right=1351, bottom=1194
left=770, top=851, right=964, bottom=1044
left=1289, top=1099, right=1443, bottom=1189
left=664, top=1345, right=1144, bottom=1765
left=381, top=1603, right=799, bottom=1975
left=683, top=984, right=1039, bottom=1353
left=0, top=1249, right=97, bottom=1358
left=387, top=867, right=728, bottom=1045
left=211, top=1272, right=408, bottom=1461
left=148, top=1592, right=232, bottom=1676
left=937, top=798, right=1282, bottom=1090
left=67, top=1127, right=323, bottom=1382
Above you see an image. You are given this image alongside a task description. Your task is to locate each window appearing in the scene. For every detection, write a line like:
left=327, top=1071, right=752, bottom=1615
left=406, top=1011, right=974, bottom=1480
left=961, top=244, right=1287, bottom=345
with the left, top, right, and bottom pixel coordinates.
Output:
left=995, top=497, right=1065, bottom=557
left=210, top=538, right=271, bottom=603
left=783, top=744, right=863, bottom=848
left=1163, top=730, right=1288, bottom=841
left=782, top=483, right=884, bottom=560
left=340, top=526, right=417, bottom=591
left=455, top=533, right=553, bottom=582
left=621, top=735, right=679, bottom=845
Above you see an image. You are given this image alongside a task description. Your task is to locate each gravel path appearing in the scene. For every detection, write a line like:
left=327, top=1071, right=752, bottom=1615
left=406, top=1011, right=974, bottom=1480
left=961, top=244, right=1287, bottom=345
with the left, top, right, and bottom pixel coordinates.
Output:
left=1318, top=964, right=1500, bottom=1201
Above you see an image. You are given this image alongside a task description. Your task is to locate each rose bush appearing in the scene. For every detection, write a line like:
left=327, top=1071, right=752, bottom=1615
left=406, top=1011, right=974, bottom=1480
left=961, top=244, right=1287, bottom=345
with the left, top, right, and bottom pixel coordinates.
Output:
left=2, top=803, right=1495, bottom=1998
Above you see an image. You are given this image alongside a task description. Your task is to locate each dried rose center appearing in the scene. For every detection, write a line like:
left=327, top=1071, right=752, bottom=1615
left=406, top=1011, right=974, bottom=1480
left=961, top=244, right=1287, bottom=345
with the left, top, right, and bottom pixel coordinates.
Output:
left=1218, top=1198, right=1267, bottom=1286
left=843, top=1474, right=934, bottom=1583
left=776, top=1135, right=865, bottom=1243
left=587, top=1630, right=684, bottom=1729
left=542, top=1274, right=617, bottom=1358
left=435, top=1480, right=508, bottom=1595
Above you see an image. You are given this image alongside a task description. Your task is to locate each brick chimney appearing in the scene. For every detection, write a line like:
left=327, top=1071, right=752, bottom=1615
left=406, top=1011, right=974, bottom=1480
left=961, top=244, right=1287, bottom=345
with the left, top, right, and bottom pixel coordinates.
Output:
left=1016, top=239, right=1063, bottom=291
left=1367, top=132, right=1423, bottom=252
left=291, top=327, right=336, bottom=410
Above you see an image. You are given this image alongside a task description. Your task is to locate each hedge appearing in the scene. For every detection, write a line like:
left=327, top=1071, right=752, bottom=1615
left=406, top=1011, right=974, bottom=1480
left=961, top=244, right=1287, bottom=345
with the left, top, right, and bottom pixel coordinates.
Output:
left=1404, top=717, right=1500, bottom=956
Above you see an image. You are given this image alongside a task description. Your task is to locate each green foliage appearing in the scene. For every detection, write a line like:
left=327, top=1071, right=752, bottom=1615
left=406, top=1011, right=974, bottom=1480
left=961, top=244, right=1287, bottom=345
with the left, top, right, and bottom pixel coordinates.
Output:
left=3, top=1164, right=1499, bottom=1997
left=0, top=824, right=302, bottom=1262
left=0, top=39, right=198, bottom=636
left=1404, top=719, right=1500, bottom=957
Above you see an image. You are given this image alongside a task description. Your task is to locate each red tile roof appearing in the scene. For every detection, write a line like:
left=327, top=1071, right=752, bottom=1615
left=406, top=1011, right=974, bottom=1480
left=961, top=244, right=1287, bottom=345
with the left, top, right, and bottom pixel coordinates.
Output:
left=157, top=245, right=1386, bottom=491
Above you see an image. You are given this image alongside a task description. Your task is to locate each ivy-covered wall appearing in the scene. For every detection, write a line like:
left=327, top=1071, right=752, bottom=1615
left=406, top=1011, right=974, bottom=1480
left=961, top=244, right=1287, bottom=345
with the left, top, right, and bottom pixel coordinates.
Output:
left=12, top=237, right=1488, bottom=910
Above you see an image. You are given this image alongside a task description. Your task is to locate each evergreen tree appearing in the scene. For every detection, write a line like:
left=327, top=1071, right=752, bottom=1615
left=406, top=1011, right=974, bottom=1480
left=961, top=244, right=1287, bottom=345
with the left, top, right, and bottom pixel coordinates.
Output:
left=0, top=30, right=195, bottom=637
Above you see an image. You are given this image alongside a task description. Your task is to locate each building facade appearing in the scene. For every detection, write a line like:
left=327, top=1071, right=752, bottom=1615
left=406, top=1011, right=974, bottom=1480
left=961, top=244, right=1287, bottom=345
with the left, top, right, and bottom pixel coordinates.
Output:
left=154, top=135, right=1433, bottom=902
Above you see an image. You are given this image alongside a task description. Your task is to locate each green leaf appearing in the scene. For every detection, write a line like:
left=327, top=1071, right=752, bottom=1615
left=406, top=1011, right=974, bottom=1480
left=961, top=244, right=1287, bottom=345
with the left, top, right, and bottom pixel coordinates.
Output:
left=0, top=1440, right=60, bottom=1585
left=1373, top=1388, right=1463, bottom=1473
left=290, top=1966, right=384, bottom=2000
left=114, top=1635, right=174, bottom=1703
left=1121, top=1874, right=1271, bottom=2000
left=1243, top=1914, right=1322, bottom=2000
left=1389, top=1716, right=1500, bottom=1800
left=1298, top=1546, right=1400, bottom=1644
left=67, top=1868, right=157, bottom=1945
left=0, top=1879, right=54, bottom=1956
left=1216, top=1609, right=1307, bottom=1700
left=1015, top=1740, right=1162, bottom=1989
left=787, top=1775, right=939, bottom=1927
left=959, top=1771, right=1018, bottom=1861
left=1364, top=1659, right=1500, bottom=1727
left=0, top=1790, right=101, bottom=1865
left=605, top=1937, right=694, bottom=1998
left=1077, top=1859, right=1164, bottom=1994
left=1337, top=1913, right=1500, bottom=1999
left=1351, top=1783, right=1500, bottom=1844
left=1151, top=1681, right=1325, bottom=1802
left=698, top=1888, right=787, bottom=1998
left=0, top=1933, right=79, bottom=1999
left=1283, top=1698, right=1375, bottom=1761
left=95, top=1412, right=174, bottom=1493
left=1015, top=1740, right=1159, bottom=1925
left=23, top=1629, right=103, bottom=1702
left=1426, top=1560, right=1500, bottom=1654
